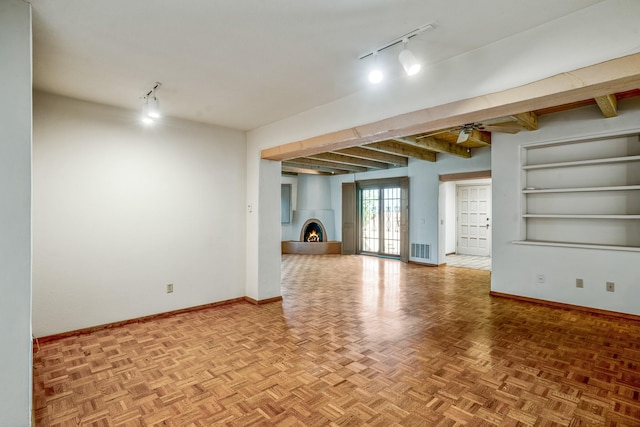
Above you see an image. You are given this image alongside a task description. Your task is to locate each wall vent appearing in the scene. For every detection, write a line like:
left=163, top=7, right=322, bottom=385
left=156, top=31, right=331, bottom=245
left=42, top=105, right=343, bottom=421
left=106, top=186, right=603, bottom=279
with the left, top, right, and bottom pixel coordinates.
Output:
left=411, top=243, right=430, bottom=260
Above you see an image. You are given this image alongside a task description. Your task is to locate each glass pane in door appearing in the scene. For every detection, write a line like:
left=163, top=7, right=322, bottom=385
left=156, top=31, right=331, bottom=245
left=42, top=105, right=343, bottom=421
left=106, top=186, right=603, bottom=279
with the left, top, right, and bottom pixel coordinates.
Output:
left=361, top=188, right=379, bottom=252
left=383, top=187, right=401, bottom=255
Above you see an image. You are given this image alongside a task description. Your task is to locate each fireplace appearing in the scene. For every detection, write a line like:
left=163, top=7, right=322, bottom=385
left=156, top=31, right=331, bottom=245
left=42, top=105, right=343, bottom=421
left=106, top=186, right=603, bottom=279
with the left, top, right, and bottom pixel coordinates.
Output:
left=282, top=218, right=341, bottom=254
left=281, top=174, right=341, bottom=254
left=301, top=219, right=325, bottom=242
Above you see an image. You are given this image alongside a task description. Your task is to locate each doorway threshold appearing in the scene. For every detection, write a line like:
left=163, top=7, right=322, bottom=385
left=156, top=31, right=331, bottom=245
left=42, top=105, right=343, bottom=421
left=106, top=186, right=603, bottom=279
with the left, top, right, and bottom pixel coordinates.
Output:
left=445, top=254, right=491, bottom=271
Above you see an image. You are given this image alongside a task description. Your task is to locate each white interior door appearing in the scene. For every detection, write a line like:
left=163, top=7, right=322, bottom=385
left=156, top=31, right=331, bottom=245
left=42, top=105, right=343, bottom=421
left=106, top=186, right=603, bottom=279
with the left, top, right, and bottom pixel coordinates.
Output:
left=457, top=184, right=491, bottom=256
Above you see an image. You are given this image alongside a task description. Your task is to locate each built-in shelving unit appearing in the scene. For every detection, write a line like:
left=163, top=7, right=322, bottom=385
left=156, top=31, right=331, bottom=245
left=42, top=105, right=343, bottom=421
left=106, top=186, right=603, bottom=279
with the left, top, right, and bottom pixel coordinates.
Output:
left=521, top=154, right=640, bottom=170
left=514, top=132, right=640, bottom=251
left=523, top=185, right=640, bottom=194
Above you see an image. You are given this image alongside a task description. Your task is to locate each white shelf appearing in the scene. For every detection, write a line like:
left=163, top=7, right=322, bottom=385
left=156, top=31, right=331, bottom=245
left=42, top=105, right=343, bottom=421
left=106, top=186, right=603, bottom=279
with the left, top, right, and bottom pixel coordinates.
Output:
left=523, top=214, right=640, bottom=219
left=521, top=133, right=640, bottom=250
left=512, top=240, right=640, bottom=252
left=523, top=155, right=640, bottom=170
left=523, top=185, right=640, bottom=194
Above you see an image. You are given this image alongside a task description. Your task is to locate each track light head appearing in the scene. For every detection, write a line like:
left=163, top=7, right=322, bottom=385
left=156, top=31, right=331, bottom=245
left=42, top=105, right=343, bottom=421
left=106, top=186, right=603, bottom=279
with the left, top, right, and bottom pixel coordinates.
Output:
left=141, top=100, right=153, bottom=124
left=140, top=82, right=162, bottom=124
left=398, top=39, right=421, bottom=76
left=146, top=95, right=160, bottom=118
left=399, top=49, right=421, bottom=75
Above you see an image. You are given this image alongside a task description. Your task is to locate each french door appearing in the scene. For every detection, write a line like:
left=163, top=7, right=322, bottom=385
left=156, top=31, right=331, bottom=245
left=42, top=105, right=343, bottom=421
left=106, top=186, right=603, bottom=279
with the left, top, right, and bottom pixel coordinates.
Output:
left=357, top=178, right=408, bottom=260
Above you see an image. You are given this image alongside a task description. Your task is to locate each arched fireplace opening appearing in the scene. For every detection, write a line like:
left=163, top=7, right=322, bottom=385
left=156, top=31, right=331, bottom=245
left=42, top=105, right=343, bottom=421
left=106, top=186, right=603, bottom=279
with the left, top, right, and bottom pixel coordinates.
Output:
left=282, top=217, right=340, bottom=254
left=300, top=219, right=325, bottom=242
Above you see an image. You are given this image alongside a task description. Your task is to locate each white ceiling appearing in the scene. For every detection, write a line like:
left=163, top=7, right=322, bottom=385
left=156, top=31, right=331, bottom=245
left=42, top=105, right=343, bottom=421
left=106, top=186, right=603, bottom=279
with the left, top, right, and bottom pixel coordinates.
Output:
left=31, top=0, right=604, bottom=131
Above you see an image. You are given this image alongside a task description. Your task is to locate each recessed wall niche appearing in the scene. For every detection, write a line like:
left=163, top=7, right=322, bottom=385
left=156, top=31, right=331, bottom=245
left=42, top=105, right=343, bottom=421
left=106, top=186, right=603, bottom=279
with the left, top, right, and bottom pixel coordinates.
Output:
left=515, top=132, right=640, bottom=250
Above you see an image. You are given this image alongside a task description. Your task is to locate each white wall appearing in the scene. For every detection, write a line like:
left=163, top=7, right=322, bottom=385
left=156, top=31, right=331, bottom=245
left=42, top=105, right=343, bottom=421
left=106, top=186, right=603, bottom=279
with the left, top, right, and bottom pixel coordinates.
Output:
left=492, top=98, right=640, bottom=315
left=256, top=159, right=282, bottom=300
left=32, top=92, right=247, bottom=337
left=280, top=175, right=298, bottom=241
left=0, top=1, right=32, bottom=425
left=245, top=154, right=281, bottom=301
left=285, top=174, right=336, bottom=241
left=411, top=150, right=492, bottom=264
left=444, top=182, right=457, bottom=254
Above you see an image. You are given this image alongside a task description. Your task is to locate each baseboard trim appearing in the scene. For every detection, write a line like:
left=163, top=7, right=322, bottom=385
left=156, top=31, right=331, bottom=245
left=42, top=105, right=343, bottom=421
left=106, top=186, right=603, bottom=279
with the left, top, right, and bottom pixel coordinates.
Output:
left=35, top=296, right=279, bottom=344
left=408, top=260, right=439, bottom=267
left=244, top=296, right=283, bottom=305
left=490, top=291, right=640, bottom=322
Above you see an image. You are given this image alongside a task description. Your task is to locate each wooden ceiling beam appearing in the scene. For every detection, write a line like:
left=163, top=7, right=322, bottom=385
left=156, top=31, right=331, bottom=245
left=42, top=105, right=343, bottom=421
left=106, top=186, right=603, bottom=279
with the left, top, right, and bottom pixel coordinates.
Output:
left=334, top=147, right=408, bottom=166
left=395, top=136, right=471, bottom=158
left=466, top=129, right=492, bottom=146
left=510, top=112, right=539, bottom=130
left=282, top=161, right=350, bottom=175
left=287, top=157, right=369, bottom=173
left=306, top=152, right=389, bottom=169
left=595, top=94, right=618, bottom=118
left=366, top=140, right=436, bottom=162
left=261, top=53, right=640, bottom=161
left=281, top=165, right=335, bottom=175
left=412, top=129, right=490, bottom=147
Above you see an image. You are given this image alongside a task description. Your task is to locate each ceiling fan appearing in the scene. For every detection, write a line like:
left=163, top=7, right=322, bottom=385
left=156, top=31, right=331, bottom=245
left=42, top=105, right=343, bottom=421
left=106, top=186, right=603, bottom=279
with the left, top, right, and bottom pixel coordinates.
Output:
left=416, top=117, right=526, bottom=144
left=474, top=117, right=526, bottom=134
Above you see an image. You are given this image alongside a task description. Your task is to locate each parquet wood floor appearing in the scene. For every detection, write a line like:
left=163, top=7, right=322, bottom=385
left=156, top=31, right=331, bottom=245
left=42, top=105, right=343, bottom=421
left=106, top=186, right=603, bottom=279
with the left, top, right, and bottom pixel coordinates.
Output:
left=33, top=255, right=640, bottom=426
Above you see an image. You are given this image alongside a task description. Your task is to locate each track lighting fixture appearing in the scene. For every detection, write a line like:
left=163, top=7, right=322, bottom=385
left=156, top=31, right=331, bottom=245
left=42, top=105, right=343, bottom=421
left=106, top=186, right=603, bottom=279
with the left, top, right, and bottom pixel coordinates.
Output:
left=398, top=38, right=421, bottom=76
left=141, top=82, right=161, bottom=124
left=359, top=22, right=433, bottom=83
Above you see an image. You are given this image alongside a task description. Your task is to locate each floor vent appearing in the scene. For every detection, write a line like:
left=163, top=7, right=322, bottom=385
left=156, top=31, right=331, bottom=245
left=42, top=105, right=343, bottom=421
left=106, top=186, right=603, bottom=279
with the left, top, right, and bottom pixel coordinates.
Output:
left=411, top=243, right=430, bottom=260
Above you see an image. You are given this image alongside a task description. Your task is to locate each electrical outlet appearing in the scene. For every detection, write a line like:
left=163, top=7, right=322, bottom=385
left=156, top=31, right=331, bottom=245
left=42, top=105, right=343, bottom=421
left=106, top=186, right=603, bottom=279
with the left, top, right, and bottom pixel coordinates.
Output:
left=167, top=283, right=174, bottom=293
left=606, top=281, right=615, bottom=292
left=576, top=278, right=583, bottom=288
left=536, top=274, right=545, bottom=284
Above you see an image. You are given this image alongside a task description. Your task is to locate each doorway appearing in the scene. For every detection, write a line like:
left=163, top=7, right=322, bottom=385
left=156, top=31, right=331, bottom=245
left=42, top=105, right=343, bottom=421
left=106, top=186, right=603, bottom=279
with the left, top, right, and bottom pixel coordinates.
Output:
left=456, top=184, right=491, bottom=256
left=345, top=177, right=409, bottom=261
left=361, top=186, right=402, bottom=256
left=438, top=171, right=491, bottom=270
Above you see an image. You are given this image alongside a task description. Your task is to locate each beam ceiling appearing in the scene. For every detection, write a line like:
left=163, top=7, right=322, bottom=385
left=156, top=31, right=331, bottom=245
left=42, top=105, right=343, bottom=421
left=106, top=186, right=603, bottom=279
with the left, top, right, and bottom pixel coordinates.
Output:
left=264, top=53, right=640, bottom=175
left=334, top=147, right=408, bottom=167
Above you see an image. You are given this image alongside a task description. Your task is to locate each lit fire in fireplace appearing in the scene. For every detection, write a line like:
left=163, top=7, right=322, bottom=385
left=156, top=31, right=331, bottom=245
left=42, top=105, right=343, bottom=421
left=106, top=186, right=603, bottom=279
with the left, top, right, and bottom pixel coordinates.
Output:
left=306, top=230, right=320, bottom=242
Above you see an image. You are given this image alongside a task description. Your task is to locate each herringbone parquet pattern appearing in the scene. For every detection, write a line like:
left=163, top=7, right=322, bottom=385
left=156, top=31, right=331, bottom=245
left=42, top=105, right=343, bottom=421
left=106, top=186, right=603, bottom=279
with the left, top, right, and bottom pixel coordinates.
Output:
left=33, top=255, right=640, bottom=426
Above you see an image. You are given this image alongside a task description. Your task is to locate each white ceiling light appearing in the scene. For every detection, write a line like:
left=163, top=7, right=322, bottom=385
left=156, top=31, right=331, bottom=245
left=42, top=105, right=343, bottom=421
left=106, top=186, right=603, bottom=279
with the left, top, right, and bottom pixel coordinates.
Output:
left=359, top=22, right=434, bottom=83
left=147, top=95, right=160, bottom=118
left=398, top=38, right=421, bottom=76
left=368, top=52, right=383, bottom=84
left=141, top=82, right=161, bottom=124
